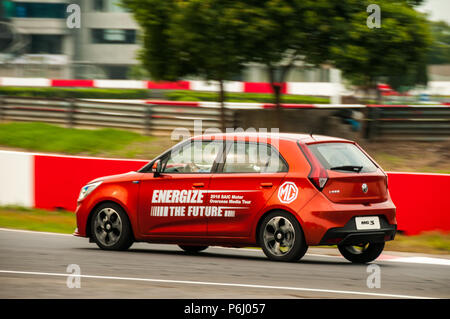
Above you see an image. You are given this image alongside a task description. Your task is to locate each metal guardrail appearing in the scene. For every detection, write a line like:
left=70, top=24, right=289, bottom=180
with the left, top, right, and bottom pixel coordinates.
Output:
left=366, top=106, right=450, bottom=141
left=0, top=96, right=449, bottom=140
left=0, top=96, right=235, bottom=136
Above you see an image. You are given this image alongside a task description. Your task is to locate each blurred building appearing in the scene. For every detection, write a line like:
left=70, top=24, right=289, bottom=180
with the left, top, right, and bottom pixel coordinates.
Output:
left=428, top=65, right=450, bottom=81
left=0, top=0, right=139, bottom=79
left=0, top=0, right=74, bottom=77
left=73, top=0, right=139, bottom=79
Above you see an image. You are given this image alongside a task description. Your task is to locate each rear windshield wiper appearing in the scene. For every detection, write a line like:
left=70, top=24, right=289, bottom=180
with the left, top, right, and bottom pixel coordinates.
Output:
left=329, top=165, right=363, bottom=172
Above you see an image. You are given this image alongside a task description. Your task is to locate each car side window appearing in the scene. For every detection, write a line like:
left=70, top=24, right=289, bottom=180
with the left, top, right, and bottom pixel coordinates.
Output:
left=222, top=142, right=288, bottom=173
left=161, top=140, right=221, bottom=174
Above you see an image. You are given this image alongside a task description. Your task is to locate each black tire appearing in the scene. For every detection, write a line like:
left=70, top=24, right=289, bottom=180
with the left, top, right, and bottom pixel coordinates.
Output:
left=178, top=245, right=208, bottom=253
left=90, top=202, right=134, bottom=251
left=338, top=242, right=385, bottom=264
left=258, top=211, right=308, bottom=262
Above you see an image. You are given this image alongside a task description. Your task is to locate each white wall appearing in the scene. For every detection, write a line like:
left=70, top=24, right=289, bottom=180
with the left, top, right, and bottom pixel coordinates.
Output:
left=0, top=151, right=34, bottom=207
left=410, top=81, right=450, bottom=96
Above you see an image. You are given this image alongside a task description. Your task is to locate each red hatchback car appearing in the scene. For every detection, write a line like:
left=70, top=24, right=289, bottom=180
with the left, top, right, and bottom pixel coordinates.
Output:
left=74, top=133, right=396, bottom=263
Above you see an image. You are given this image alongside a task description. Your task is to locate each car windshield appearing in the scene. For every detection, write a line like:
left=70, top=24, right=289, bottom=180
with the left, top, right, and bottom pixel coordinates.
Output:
left=307, top=142, right=377, bottom=173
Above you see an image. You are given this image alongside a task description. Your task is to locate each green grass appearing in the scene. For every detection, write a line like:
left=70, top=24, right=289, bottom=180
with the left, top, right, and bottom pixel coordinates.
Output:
left=0, top=206, right=76, bottom=234
left=0, top=122, right=152, bottom=156
left=318, top=232, right=450, bottom=254
left=0, top=87, right=150, bottom=99
left=0, top=122, right=448, bottom=175
left=385, top=232, right=450, bottom=254
left=164, top=90, right=330, bottom=104
left=432, top=170, right=450, bottom=174
left=375, top=153, right=405, bottom=166
left=0, top=86, right=330, bottom=104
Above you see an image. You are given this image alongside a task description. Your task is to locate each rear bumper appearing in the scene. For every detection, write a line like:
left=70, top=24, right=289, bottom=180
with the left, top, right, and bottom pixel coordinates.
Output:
left=319, top=216, right=397, bottom=245
left=298, top=190, right=396, bottom=245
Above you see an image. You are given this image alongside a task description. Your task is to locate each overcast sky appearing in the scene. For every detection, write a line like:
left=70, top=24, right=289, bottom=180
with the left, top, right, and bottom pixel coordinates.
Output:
left=417, top=0, right=450, bottom=23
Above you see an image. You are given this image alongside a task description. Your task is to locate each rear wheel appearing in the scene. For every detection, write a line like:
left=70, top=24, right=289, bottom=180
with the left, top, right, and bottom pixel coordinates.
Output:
left=259, top=211, right=308, bottom=262
left=178, top=245, right=208, bottom=253
left=338, top=242, right=385, bottom=263
left=91, top=203, right=134, bottom=251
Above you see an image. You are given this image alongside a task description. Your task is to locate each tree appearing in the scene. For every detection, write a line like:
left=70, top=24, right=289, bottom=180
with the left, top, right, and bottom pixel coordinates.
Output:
left=121, top=0, right=186, bottom=81
left=242, top=0, right=431, bottom=107
left=238, top=0, right=334, bottom=114
left=122, top=0, right=255, bottom=132
left=330, top=1, right=431, bottom=98
left=123, top=0, right=431, bottom=130
left=123, top=0, right=335, bottom=130
left=427, top=20, right=450, bottom=65
left=170, top=0, right=260, bottom=132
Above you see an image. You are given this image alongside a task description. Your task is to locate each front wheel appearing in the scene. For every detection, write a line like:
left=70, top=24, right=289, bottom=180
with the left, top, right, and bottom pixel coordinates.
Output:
left=338, top=242, right=385, bottom=264
left=91, top=202, right=134, bottom=251
left=259, top=211, right=308, bottom=262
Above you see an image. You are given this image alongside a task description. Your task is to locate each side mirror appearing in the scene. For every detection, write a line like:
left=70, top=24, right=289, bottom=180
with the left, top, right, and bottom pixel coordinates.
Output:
left=152, top=160, right=162, bottom=177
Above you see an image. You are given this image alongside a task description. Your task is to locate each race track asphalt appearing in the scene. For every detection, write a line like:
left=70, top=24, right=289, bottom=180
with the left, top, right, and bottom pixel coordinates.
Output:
left=0, top=228, right=449, bottom=299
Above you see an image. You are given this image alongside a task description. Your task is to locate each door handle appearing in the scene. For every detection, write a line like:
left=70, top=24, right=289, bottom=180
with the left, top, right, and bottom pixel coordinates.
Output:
left=193, top=183, right=205, bottom=188
left=260, top=182, right=273, bottom=188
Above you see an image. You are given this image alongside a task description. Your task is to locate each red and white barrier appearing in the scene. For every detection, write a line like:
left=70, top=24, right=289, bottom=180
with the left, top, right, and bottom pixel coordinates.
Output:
left=83, top=99, right=450, bottom=109
left=2, top=77, right=450, bottom=98
left=0, top=77, right=345, bottom=96
left=1, top=150, right=449, bottom=235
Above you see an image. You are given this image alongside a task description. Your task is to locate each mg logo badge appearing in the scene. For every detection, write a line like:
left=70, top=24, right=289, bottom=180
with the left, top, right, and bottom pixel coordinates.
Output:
left=278, top=182, right=299, bottom=204
left=362, top=183, right=368, bottom=193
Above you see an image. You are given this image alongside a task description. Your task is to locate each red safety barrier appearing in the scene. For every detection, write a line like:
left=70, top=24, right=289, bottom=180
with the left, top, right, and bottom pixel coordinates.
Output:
left=30, top=153, right=449, bottom=235
left=34, top=155, right=147, bottom=212
left=51, top=79, right=94, bottom=88
left=387, top=172, right=450, bottom=235
left=147, top=81, right=190, bottom=90
left=145, top=100, right=201, bottom=107
left=243, top=82, right=287, bottom=94
left=262, top=103, right=316, bottom=109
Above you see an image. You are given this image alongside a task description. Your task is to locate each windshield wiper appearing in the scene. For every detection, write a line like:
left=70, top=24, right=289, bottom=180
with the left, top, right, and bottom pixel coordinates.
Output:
left=329, top=165, right=363, bottom=172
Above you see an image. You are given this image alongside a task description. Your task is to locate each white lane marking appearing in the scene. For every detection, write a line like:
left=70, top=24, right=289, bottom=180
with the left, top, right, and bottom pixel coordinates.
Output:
left=388, top=257, right=450, bottom=266
left=222, top=248, right=340, bottom=259
left=213, top=247, right=450, bottom=265
left=0, top=269, right=436, bottom=299
left=1, top=228, right=449, bottom=266
left=0, top=228, right=73, bottom=237
left=211, top=246, right=263, bottom=253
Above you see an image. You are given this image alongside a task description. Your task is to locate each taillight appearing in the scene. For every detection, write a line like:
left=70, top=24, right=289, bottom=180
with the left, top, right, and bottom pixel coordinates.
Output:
left=298, top=143, right=328, bottom=191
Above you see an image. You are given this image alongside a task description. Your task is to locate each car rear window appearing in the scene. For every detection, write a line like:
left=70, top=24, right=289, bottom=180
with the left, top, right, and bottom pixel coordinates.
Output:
left=306, top=143, right=378, bottom=173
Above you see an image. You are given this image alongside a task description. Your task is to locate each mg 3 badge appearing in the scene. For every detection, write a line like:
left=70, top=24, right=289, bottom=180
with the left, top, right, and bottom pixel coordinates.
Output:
left=362, top=183, right=368, bottom=193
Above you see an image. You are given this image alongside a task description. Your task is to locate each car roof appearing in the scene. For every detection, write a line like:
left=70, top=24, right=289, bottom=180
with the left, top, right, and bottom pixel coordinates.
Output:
left=194, top=132, right=351, bottom=144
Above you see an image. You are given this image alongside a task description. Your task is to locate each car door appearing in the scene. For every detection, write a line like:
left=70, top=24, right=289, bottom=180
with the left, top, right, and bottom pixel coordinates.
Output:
left=138, top=139, right=223, bottom=237
left=207, top=141, right=289, bottom=238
